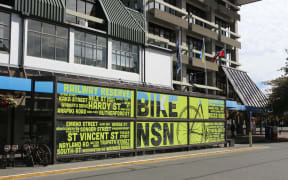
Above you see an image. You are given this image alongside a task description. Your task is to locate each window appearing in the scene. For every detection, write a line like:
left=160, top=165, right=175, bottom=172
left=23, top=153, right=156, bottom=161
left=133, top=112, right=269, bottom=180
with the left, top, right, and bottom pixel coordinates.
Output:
left=27, top=20, right=69, bottom=61
left=74, top=30, right=107, bottom=68
left=112, top=40, right=139, bottom=73
left=215, top=17, right=231, bottom=37
left=163, top=0, right=177, bottom=15
left=0, top=11, right=10, bottom=53
left=65, top=0, right=97, bottom=23
left=149, top=23, right=176, bottom=48
left=186, top=4, right=206, bottom=26
left=121, top=0, right=143, bottom=12
left=187, top=36, right=205, bottom=58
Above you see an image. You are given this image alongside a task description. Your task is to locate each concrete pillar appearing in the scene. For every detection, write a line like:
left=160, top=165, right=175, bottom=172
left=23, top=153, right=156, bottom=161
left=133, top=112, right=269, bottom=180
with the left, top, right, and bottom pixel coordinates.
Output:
left=10, top=13, right=22, bottom=66
left=234, top=21, right=239, bottom=65
left=69, top=29, right=74, bottom=64
left=107, top=38, right=113, bottom=70
left=210, top=9, right=216, bottom=57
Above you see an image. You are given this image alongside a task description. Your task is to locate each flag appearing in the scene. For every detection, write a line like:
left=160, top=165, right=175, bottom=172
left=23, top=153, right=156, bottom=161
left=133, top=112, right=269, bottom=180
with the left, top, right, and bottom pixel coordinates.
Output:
left=212, top=49, right=225, bottom=63
left=176, top=40, right=182, bottom=74
left=200, top=38, right=205, bottom=63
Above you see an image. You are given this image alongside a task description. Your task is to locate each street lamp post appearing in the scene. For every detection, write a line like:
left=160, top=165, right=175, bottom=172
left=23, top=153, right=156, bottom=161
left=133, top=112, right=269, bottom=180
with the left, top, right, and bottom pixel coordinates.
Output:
left=249, top=111, right=253, bottom=147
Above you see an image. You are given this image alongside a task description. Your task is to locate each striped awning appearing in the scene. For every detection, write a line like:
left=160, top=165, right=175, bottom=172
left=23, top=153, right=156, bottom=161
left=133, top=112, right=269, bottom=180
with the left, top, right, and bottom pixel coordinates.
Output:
left=222, top=66, right=268, bottom=108
left=14, top=0, right=65, bottom=23
left=99, top=0, right=145, bottom=45
left=127, top=8, right=145, bottom=29
left=236, top=0, right=261, bottom=5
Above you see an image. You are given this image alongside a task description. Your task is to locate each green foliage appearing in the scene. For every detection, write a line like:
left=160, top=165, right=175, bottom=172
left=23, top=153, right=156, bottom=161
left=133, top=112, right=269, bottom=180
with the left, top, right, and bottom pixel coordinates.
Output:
left=267, top=49, right=288, bottom=114
left=267, top=77, right=288, bottom=114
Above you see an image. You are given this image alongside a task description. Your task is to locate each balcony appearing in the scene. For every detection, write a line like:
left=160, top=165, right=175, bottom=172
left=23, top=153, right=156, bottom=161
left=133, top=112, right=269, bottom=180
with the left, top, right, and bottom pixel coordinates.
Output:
left=218, top=26, right=241, bottom=48
left=187, top=13, right=218, bottom=40
left=148, top=0, right=188, bottom=29
left=148, top=33, right=240, bottom=68
left=215, top=0, right=240, bottom=20
left=219, top=35, right=241, bottom=49
left=186, top=13, right=241, bottom=49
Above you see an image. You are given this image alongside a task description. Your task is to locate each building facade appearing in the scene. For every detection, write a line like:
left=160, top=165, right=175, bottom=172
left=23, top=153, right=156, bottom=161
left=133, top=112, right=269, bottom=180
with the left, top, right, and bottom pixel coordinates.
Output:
left=0, top=0, right=262, bottom=92
left=0, top=0, right=265, bottom=163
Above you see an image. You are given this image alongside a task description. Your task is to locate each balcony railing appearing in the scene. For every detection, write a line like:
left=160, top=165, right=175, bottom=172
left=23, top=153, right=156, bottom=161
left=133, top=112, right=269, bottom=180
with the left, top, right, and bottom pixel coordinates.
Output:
left=186, top=13, right=240, bottom=39
left=147, top=0, right=188, bottom=17
left=187, top=13, right=218, bottom=31
left=218, top=26, right=240, bottom=39
left=147, top=32, right=240, bottom=66
left=219, top=0, right=240, bottom=11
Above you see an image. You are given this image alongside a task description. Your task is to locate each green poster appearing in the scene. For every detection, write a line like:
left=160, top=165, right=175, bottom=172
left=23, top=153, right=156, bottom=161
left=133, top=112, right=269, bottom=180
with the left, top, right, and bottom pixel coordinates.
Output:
left=189, top=97, right=225, bottom=120
left=57, top=83, right=134, bottom=117
left=189, top=122, right=225, bottom=144
left=56, top=120, right=134, bottom=156
left=137, top=91, right=187, bottom=119
left=136, top=122, right=187, bottom=148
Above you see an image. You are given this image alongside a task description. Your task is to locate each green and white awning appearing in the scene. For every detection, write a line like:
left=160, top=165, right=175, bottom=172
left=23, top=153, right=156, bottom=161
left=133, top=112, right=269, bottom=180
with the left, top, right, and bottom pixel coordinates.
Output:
left=14, top=0, right=65, bottom=23
left=99, top=0, right=145, bottom=45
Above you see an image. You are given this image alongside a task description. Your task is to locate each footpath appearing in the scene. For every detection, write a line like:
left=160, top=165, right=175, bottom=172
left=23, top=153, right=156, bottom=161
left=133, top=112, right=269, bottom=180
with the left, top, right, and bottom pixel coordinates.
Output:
left=0, top=144, right=266, bottom=180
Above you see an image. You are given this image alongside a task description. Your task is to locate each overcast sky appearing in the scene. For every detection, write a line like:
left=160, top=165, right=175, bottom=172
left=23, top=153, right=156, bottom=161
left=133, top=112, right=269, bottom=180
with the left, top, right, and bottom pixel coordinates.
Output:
left=239, top=0, right=288, bottom=92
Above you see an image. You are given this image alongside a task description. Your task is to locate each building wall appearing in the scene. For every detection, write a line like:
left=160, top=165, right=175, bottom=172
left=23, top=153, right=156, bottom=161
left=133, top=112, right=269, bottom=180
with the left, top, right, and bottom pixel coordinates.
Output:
left=0, top=10, right=173, bottom=88
left=0, top=0, right=244, bottom=92
left=145, top=47, right=172, bottom=88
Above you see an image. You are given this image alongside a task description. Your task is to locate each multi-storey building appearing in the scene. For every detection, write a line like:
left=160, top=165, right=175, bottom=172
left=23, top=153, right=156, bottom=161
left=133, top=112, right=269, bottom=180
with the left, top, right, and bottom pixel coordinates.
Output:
left=0, top=0, right=262, bottom=90
left=0, top=0, right=266, bottom=163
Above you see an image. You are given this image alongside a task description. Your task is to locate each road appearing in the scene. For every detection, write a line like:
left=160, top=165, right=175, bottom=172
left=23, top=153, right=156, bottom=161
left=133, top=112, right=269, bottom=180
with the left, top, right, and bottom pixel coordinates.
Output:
left=22, top=143, right=288, bottom=180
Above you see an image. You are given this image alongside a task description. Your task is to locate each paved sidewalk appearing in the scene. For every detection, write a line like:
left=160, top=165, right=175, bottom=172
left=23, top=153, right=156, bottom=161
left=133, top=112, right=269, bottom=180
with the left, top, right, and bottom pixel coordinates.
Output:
left=0, top=144, right=264, bottom=179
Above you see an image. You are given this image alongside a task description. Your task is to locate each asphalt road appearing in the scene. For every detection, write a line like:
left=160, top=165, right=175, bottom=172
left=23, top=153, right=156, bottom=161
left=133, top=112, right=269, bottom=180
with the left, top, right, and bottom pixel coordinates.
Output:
left=23, top=143, right=288, bottom=180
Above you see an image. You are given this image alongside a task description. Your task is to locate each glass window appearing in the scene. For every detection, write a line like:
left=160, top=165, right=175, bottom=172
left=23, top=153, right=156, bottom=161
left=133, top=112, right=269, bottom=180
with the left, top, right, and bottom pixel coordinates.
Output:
left=27, top=20, right=68, bottom=61
left=27, top=32, right=41, bottom=57
left=112, top=40, right=139, bottom=73
left=57, top=26, right=68, bottom=39
left=120, top=0, right=143, bottom=12
left=66, top=0, right=76, bottom=11
left=43, top=23, right=55, bottom=35
left=86, top=34, right=96, bottom=44
left=74, top=30, right=107, bottom=68
left=28, top=20, right=41, bottom=32
left=148, top=23, right=176, bottom=48
left=86, top=2, right=94, bottom=16
left=65, top=0, right=99, bottom=24
left=65, top=0, right=77, bottom=23
left=56, top=39, right=68, bottom=61
left=42, top=35, right=55, bottom=59
left=97, top=37, right=106, bottom=46
left=75, top=31, right=85, bottom=41
left=0, top=11, right=10, bottom=53
left=77, top=0, right=86, bottom=14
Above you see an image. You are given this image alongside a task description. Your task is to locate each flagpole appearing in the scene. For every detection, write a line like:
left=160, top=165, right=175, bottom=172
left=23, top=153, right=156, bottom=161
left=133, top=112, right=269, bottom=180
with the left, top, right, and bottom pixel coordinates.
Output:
left=203, top=38, right=208, bottom=94
left=180, top=29, right=183, bottom=84
left=205, top=55, right=208, bottom=94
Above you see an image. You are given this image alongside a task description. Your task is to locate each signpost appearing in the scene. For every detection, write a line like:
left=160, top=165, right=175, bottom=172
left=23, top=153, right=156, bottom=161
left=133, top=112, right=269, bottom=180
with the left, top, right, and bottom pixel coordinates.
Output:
left=249, top=111, right=253, bottom=147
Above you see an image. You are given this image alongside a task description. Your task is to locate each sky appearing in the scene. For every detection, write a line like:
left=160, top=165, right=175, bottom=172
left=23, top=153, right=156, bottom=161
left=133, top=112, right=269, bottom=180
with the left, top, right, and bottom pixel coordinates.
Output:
left=239, top=0, right=288, bottom=93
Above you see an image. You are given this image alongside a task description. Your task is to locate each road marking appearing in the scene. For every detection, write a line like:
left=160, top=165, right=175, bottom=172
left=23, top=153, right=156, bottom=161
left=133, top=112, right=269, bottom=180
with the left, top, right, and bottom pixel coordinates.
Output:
left=0, top=147, right=265, bottom=180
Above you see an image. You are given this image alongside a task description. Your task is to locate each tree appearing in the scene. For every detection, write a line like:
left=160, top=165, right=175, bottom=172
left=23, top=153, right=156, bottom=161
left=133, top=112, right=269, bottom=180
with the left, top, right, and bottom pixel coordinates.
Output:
left=267, top=49, right=288, bottom=115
